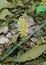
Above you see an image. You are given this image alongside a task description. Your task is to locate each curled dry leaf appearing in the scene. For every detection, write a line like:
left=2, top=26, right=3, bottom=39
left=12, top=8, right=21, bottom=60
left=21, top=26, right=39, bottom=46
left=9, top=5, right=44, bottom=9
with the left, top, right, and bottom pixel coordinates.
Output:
left=0, top=37, right=9, bottom=45
left=0, top=26, right=8, bottom=34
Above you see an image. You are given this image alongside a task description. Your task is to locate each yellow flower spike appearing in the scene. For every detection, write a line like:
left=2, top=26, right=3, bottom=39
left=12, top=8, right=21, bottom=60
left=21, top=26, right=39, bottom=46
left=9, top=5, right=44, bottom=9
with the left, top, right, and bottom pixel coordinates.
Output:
left=42, top=0, right=46, bottom=6
left=18, top=16, right=27, bottom=38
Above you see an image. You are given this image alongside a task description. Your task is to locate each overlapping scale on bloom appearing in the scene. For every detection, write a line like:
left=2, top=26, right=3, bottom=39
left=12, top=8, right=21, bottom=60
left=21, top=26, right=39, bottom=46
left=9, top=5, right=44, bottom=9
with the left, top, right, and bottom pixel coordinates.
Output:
left=18, top=16, right=27, bottom=38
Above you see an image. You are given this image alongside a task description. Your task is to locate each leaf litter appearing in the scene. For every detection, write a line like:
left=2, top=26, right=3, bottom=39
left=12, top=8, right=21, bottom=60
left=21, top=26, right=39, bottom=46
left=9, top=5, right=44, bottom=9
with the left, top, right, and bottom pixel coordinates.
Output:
left=0, top=0, right=46, bottom=65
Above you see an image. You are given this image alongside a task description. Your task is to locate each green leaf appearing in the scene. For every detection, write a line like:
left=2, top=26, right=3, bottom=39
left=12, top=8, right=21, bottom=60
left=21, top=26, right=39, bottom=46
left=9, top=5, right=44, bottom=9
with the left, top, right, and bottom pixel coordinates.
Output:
left=16, top=44, right=46, bottom=62
left=36, top=3, right=46, bottom=14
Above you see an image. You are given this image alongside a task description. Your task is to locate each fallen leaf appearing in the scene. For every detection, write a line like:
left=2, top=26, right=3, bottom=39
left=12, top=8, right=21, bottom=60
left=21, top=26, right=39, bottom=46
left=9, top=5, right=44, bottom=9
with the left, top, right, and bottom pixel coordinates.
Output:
left=0, top=9, right=14, bottom=20
left=15, top=44, right=46, bottom=62
left=0, top=0, right=14, bottom=9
